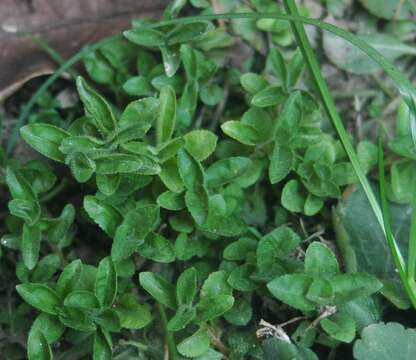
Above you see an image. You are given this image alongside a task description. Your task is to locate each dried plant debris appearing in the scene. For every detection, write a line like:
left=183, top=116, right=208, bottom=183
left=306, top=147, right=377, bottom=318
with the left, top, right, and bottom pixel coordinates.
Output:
left=0, top=0, right=168, bottom=99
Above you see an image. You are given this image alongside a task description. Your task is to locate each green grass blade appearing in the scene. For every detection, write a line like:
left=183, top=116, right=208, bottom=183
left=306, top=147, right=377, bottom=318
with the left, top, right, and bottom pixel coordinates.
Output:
left=280, top=2, right=383, bottom=229
left=281, top=0, right=416, bottom=306
left=30, top=35, right=80, bottom=79
left=378, top=135, right=416, bottom=307
left=377, top=136, right=406, bottom=275
left=408, top=174, right=416, bottom=281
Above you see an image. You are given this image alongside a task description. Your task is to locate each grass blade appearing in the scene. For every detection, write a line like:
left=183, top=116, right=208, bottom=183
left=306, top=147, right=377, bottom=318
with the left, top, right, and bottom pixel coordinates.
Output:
left=408, top=174, right=416, bottom=281
left=280, top=1, right=383, bottom=231
left=30, top=35, right=80, bottom=79
left=378, top=135, right=416, bottom=307
left=377, top=136, right=405, bottom=274
left=282, top=0, right=416, bottom=307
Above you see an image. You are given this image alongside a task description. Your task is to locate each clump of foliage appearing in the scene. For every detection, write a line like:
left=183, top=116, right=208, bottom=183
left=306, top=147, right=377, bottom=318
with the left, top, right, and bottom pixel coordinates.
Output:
left=1, top=0, right=416, bottom=359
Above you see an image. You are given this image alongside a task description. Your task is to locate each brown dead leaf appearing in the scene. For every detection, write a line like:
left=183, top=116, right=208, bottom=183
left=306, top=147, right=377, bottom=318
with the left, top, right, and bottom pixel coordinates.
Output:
left=0, top=0, right=169, bottom=100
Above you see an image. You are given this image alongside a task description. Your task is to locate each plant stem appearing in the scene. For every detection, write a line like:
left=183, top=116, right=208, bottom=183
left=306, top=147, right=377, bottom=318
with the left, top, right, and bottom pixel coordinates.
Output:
left=157, top=304, right=177, bottom=360
left=208, top=326, right=230, bottom=357
left=40, top=177, right=69, bottom=202
left=31, top=35, right=80, bottom=79
left=118, top=339, right=149, bottom=352
left=210, top=82, right=229, bottom=132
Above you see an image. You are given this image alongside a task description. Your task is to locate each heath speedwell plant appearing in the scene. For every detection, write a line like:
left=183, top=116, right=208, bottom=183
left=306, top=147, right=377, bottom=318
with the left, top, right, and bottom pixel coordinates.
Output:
left=1, top=0, right=416, bottom=359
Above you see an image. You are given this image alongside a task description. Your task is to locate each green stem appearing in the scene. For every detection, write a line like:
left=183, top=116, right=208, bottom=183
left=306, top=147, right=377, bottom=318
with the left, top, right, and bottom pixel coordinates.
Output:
left=31, top=35, right=80, bottom=79
left=157, top=304, right=177, bottom=360
left=118, top=339, right=150, bottom=353
left=40, top=177, right=69, bottom=202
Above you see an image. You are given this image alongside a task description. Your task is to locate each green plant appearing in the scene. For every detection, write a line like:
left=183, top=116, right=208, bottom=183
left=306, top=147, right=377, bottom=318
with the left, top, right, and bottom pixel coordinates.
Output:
left=1, top=0, right=416, bottom=359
